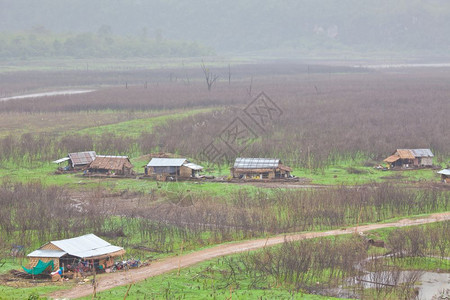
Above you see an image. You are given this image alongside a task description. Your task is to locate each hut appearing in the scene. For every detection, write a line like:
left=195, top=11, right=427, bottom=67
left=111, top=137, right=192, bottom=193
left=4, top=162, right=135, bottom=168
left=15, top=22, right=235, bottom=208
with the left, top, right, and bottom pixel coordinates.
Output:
left=53, top=151, right=96, bottom=171
left=230, top=158, right=292, bottom=179
left=438, top=169, right=450, bottom=183
left=86, top=155, right=133, bottom=176
left=383, top=149, right=434, bottom=169
left=25, top=234, right=125, bottom=273
left=145, top=158, right=203, bottom=180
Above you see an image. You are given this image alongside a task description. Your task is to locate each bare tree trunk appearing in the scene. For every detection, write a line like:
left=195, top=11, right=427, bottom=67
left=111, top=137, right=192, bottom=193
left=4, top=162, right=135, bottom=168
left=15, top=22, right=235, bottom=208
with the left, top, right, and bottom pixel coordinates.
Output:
left=201, top=61, right=218, bottom=92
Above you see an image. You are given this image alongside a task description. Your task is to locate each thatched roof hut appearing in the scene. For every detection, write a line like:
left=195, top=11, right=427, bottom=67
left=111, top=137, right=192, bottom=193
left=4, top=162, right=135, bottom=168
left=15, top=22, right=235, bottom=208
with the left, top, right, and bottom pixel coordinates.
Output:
left=87, top=155, right=133, bottom=175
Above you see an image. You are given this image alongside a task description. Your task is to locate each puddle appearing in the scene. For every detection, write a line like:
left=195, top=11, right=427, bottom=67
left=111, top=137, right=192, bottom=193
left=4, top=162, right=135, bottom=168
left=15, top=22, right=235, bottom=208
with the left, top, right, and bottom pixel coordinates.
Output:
left=0, top=90, right=95, bottom=101
left=415, top=272, right=449, bottom=299
left=353, top=271, right=449, bottom=299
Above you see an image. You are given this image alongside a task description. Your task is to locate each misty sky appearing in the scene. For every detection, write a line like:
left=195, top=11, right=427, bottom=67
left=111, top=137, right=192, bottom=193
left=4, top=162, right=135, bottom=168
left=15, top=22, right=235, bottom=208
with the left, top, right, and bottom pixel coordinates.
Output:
left=1, top=0, right=450, bottom=56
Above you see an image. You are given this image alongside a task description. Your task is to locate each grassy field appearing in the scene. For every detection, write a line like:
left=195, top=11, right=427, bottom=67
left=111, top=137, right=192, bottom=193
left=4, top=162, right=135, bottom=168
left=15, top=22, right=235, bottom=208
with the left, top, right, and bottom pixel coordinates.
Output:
left=0, top=62, right=449, bottom=299
left=0, top=57, right=254, bottom=74
left=77, top=261, right=343, bottom=300
left=0, top=108, right=217, bottom=138
left=0, top=152, right=443, bottom=191
left=75, top=107, right=216, bottom=138
left=75, top=222, right=449, bottom=300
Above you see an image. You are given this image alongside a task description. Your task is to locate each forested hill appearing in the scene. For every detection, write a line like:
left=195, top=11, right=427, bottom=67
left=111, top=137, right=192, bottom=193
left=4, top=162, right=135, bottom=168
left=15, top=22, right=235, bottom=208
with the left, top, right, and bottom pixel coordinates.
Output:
left=2, top=0, right=450, bottom=57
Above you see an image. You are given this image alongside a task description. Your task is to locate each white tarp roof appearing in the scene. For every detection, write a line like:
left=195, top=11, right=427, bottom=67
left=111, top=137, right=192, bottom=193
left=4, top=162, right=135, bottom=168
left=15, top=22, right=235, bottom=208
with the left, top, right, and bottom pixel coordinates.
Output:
left=48, top=234, right=123, bottom=259
left=437, top=169, right=450, bottom=176
left=27, top=249, right=67, bottom=258
left=183, top=163, right=203, bottom=170
left=52, top=157, right=70, bottom=164
left=147, top=158, right=187, bottom=167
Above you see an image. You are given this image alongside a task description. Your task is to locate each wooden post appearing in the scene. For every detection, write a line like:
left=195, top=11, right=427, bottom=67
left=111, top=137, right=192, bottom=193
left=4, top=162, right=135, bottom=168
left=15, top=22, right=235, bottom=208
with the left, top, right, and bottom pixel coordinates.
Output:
left=178, top=241, right=184, bottom=276
left=123, top=283, right=133, bottom=299
left=92, top=260, right=97, bottom=299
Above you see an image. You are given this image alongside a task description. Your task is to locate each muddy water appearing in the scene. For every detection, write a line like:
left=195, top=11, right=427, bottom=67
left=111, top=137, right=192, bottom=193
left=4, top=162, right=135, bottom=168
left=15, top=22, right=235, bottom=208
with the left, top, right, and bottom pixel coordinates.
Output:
left=355, top=271, right=449, bottom=299
left=414, top=272, right=449, bottom=300
left=0, top=90, right=95, bottom=101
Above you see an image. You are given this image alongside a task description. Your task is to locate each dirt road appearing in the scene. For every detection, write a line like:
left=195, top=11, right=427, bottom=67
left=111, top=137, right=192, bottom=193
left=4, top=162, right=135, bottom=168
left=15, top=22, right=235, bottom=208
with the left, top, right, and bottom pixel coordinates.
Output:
left=51, top=212, right=450, bottom=299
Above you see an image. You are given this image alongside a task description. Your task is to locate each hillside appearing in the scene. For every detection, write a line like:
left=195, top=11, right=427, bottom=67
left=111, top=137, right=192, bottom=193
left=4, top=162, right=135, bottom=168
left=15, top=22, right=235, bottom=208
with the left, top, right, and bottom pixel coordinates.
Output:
left=1, top=0, right=450, bottom=58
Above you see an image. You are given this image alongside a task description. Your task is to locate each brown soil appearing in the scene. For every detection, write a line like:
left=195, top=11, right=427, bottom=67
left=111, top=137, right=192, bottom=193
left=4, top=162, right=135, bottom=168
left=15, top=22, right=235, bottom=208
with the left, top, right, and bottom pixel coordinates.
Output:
left=50, top=211, right=450, bottom=299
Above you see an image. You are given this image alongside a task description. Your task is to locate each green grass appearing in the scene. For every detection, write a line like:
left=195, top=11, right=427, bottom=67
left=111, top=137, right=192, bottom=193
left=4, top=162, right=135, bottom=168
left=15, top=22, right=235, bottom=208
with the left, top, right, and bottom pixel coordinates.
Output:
left=0, top=259, right=24, bottom=275
left=0, top=285, right=72, bottom=300
left=292, top=165, right=441, bottom=185
left=77, top=259, right=344, bottom=300
left=76, top=108, right=215, bottom=138
left=0, top=57, right=256, bottom=73
left=0, top=258, right=72, bottom=298
left=0, top=158, right=443, bottom=196
left=0, top=160, right=257, bottom=198
left=2, top=219, right=448, bottom=300
left=381, top=257, right=450, bottom=272
left=0, top=162, right=101, bottom=189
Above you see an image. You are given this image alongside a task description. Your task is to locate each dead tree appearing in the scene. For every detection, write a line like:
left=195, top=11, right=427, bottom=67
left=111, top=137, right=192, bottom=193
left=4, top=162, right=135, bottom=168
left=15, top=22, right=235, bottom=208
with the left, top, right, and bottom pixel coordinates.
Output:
left=246, top=76, right=253, bottom=97
left=201, top=62, right=218, bottom=91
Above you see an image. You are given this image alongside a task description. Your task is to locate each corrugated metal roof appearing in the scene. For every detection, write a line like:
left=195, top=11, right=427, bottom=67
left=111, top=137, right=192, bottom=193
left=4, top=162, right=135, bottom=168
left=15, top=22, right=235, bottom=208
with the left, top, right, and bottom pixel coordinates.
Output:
left=68, top=151, right=96, bottom=166
left=410, top=149, right=434, bottom=157
left=183, top=163, right=203, bottom=170
left=437, top=169, right=450, bottom=176
left=234, top=158, right=281, bottom=169
left=53, top=157, right=70, bottom=164
left=27, top=249, right=67, bottom=258
left=50, top=234, right=124, bottom=259
left=147, top=158, right=187, bottom=167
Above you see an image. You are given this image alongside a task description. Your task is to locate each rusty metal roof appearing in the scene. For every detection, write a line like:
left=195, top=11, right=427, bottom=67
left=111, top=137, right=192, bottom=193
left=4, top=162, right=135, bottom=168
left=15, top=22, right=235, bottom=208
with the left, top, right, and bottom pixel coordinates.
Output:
left=69, top=151, right=96, bottom=167
left=234, top=158, right=281, bottom=169
left=89, top=155, right=133, bottom=170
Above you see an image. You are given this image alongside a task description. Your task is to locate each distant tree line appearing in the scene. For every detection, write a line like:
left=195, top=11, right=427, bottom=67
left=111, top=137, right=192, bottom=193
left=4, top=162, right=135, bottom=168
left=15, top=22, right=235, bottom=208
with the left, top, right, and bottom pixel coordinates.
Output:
left=2, top=0, right=450, bottom=54
left=0, top=31, right=213, bottom=59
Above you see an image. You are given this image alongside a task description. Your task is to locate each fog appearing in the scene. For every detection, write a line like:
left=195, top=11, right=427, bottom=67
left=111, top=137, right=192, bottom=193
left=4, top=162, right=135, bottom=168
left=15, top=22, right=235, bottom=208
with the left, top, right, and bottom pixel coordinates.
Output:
left=1, top=0, right=450, bottom=59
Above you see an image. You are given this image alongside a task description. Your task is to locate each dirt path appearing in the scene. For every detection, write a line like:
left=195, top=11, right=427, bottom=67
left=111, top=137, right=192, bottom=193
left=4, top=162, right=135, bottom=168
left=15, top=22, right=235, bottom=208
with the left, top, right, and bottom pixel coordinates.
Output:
left=51, top=212, right=450, bottom=299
